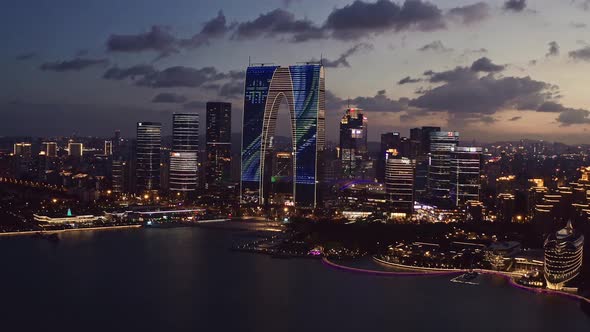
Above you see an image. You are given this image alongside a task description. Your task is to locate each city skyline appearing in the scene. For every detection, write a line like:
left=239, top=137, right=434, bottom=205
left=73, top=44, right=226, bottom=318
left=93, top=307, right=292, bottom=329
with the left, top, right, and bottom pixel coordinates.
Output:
left=3, top=0, right=590, bottom=143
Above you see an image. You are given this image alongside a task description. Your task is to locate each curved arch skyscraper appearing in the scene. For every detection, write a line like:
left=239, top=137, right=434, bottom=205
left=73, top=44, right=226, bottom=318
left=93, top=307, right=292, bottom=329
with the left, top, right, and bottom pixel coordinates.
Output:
left=241, top=64, right=325, bottom=208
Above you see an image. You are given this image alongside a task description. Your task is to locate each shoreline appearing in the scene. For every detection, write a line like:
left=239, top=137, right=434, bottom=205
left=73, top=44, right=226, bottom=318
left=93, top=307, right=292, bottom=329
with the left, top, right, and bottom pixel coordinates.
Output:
left=0, top=224, right=142, bottom=237
left=322, top=257, right=590, bottom=305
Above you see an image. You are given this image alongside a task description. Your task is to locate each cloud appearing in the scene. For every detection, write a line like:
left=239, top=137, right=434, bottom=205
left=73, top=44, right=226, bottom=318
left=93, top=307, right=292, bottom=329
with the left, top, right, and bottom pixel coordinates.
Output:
left=106, top=26, right=178, bottom=58
left=103, top=64, right=157, bottom=80
left=470, top=57, right=505, bottom=72
left=569, top=46, right=590, bottom=61
left=557, top=109, right=590, bottom=126
left=233, top=8, right=324, bottom=42
left=320, top=43, right=373, bottom=68
left=325, top=0, right=446, bottom=40
left=418, top=40, right=452, bottom=52
left=151, top=93, right=187, bottom=103
left=136, top=66, right=227, bottom=88
left=183, top=101, right=206, bottom=110
left=351, top=90, right=409, bottom=112
left=219, top=80, right=244, bottom=97
left=180, top=11, right=233, bottom=48
left=424, top=67, right=475, bottom=83
left=398, top=76, right=422, bottom=84
left=503, top=0, right=526, bottom=12
left=15, top=52, right=36, bottom=61
left=571, top=22, right=587, bottom=29
left=447, top=2, right=490, bottom=25
left=508, top=116, right=522, bottom=121
left=40, top=58, right=109, bottom=72
left=546, top=41, right=559, bottom=57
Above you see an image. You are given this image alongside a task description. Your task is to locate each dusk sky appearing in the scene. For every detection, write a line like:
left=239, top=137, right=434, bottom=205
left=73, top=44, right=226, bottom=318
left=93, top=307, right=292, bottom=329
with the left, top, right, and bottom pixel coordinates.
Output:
left=2, top=0, right=590, bottom=143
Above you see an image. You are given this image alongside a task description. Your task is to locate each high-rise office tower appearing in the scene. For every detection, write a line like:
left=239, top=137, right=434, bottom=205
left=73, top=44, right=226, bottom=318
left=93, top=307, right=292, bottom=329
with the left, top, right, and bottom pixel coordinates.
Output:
left=544, top=221, right=584, bottom=290
left=428, top=131, right=459, bottom=207
left=42, top=142, right=57, bottom=158
left=385, top=155, right=416, bottom=218
left=377, top=132, right=401, bottom=182
left=111, top=159, right=125, bottom=193
left=13, top=142, right=32, bottom=157
left=104, top=141, right=113, bottom=156
left=420, top=126, right=441, bottom=156
left=206, top=102, right=232, bottom=189
left=136, top=122, right=161, bottom=192
left=450, top=147, right=482, bottom=207
left=241, top=64, right=325, bottom=208
left=339, top=108, right=368, bottom=179
left=68, top=142, right=83, bottom=157
left=169, top=113, right=199, bottom=193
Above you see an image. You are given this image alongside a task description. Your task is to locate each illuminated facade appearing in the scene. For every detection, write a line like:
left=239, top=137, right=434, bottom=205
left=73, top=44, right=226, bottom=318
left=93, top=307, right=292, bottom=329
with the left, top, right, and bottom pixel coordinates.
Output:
left=450, top=146, right=482, bottom=207
left=170, top=113, right=199, bottom=193
left=544, top=221, right=584, bottom=290
left=385, top=156, right=415, bottom=217
left=136, top=122, right=161, bottom=192
left=241, top=64, right=325, bottom=208
left=339, top=108, right=368, bottom=179
left=13, top=142, right=32, bottom=157
left=68, top=142, right=83, bottom=157
left=206, top=102, right=232, bottom=189
left=104, top=140, right=113, bottom=156
left=427, top=131, right=459, bottom=207
left=42, top=142, right=57, bottom=158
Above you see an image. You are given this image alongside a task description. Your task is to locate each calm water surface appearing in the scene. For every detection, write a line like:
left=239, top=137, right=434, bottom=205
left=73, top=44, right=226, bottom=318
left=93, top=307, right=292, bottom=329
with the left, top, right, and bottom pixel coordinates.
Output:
left=0, top=227, right=588, bottom=332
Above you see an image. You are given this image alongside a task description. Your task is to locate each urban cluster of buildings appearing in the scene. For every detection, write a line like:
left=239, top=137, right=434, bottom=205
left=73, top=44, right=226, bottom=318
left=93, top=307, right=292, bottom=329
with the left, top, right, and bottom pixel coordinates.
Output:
left=1, top=62, right=587, bottom=291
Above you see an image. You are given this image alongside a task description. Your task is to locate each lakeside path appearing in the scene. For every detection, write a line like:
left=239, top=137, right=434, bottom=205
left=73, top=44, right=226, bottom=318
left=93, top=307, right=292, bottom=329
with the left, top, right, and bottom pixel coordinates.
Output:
left=0, top=225, right=142, bottom=237
left=322, top=257, right=590, bottom=305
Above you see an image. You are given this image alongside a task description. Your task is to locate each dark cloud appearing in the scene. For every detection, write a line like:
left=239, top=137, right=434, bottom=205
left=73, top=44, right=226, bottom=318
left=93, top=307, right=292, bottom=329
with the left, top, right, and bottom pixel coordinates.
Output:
left=180, top=11, right=233, bottom=48
left=398, top=76, right=422, bottom=84
left=325, top=0, right=445, bottom=40
left=351, top=90, right=409, bottom=112
left=183, top=101, right=206, bottom=110
left=151, top=93, right=187, bottom=103
left=219, top=80, right=244, bottom=97
left=418, top=40, right=452, bottom=52
left=556, top=109, right=590, bottom=126
left=536, top=101, right=567, bottom=113
left=411, top=74, right=553, bottom=114
left=40, top=58, right=109, bottom=72
left=508, top=116, right=522, bottom=121
left=320, top=43, right=373, bottom=68
left=103, top=64, right=157, bottom=80
left=15, top=52, right=36, bottom=61
left=233, top=8, right=324, bottom=42
left=136, top=66, right=227, bottom=88
left=106, top=26, right=178, bottom=58
left=470, top=57, right=505, bottom=72
left=571, top=22, right=587, bottom=29
left=447, top=2, right=490, bottom=25
left=569, top=46, right=590, bottom=61
left=503, top=0, right=526, bottom=12
left=425, top=67, right=475, bottom=83
left=546, top=41, right=559, bottom=57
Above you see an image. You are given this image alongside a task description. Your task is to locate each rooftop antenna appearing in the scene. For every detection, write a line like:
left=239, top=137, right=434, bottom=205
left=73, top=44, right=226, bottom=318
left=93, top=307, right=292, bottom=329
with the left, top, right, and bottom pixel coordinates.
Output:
left=248, top=56, right=251, bottom=67
left=347, top=97, right=351, bottom=109
left=320, top=53, right=323, bottom=66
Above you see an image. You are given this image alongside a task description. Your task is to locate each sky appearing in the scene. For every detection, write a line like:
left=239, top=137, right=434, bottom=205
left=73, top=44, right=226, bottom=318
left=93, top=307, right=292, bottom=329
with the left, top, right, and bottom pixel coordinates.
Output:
left=2, top=0, right=590, bottom=143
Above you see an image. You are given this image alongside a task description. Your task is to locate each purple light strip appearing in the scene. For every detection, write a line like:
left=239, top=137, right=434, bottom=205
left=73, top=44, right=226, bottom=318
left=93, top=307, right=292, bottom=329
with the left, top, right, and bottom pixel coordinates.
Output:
left=322, top=258, right=590, bottom=304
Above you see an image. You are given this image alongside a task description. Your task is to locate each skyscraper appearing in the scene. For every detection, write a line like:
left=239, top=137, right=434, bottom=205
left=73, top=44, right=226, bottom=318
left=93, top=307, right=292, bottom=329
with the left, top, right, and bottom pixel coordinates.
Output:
left=136, top=122, right=161, bottom=192
left=339, top=108, right=368, bottom=179
left=68, top=142, right=83, bottom=157
left=450, top=146, right=482, bottom=207
left=544, top=221, right=584, bottom=290
left=428, top=131, right=459, bottom=207
left=170, top=113, right=199, bottom=193
left=377, top=132, right=400, bottom=182
left=206, top=102, right=232, bottom=189
left=13, top=142, right=32, bottom=157
left=104, top=141, right=113, bottom=156
left=241, top=64, right=325, bottom=208
left=42, top=142, right=57, bottom=158
left=385, top=155, right=416, bottom=218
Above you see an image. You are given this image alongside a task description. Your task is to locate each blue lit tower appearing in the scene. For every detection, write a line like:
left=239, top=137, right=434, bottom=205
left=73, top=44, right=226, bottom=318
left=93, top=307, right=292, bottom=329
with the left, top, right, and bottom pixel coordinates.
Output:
left=241, top=64, right=325, bottom=208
